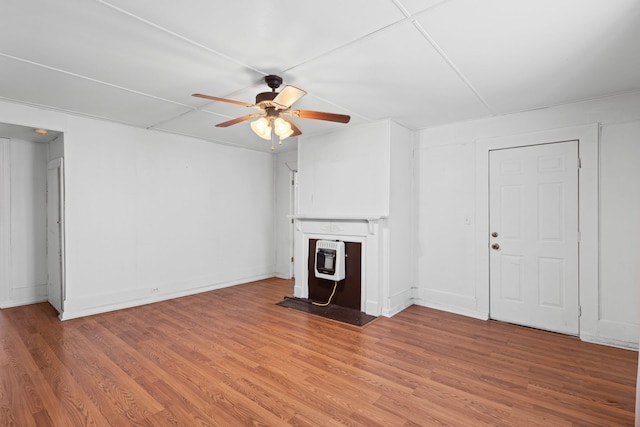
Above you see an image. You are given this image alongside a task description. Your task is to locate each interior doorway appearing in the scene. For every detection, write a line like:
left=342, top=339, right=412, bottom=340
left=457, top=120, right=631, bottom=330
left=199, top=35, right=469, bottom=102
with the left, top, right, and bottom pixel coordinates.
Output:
left=0, top=123, right=64, bottom=310
left=489, top=141, right=579, bottom=335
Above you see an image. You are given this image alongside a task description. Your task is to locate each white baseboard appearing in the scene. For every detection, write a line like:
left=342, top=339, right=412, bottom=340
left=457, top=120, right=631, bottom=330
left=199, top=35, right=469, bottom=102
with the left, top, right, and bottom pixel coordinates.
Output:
left=60, top=273, right=273, bottom=320
left=382, top=288, right=414, bottom=317
left=0, top=283, right=48, bottom=308
left=413, top=299, right=489, bottom=321
left=580, top=334, right=639, bottom=351
left=0, top=295, right=48, bottom=309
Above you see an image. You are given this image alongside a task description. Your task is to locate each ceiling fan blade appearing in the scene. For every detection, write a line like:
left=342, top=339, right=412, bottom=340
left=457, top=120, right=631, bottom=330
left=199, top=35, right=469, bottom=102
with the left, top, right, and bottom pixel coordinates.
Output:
left=291, top=110, right=351, bottom=123
left=192, top=93, right=253, bottom=108
left=216, top=113, right=261, bottom=127
left=281, top=117, right=302, bottom=137
left=273, top=85, right=306, bottom=109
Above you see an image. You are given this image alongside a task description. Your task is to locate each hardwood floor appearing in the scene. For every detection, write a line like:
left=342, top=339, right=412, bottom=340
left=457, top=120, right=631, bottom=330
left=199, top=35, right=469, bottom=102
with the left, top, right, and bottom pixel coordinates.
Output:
left=0, top=277, right=637, bottom=426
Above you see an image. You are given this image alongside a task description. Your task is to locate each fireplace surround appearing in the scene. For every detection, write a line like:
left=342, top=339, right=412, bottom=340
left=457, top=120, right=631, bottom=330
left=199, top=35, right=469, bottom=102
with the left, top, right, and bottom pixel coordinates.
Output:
left=293, top=216, right=389, bottom=317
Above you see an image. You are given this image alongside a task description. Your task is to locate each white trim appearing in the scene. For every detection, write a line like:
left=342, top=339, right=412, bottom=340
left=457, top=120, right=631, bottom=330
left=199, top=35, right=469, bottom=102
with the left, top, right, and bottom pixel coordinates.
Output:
left=0, top=138, right=10, bottom=307
left=60, top=273, right=272, bottom=320
left=383, top=288, right=414, bottom=317
left=47, top=158, right=66, bottom=316
left=413, top=300, right=489, bottom=321
left=288, top=170, right=297, bottom=279
left=475, top=124, right=599, bottom=342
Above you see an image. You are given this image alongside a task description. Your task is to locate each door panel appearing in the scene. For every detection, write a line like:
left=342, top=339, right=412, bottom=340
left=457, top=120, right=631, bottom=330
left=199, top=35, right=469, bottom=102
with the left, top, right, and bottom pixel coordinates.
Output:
left=489, top=141, right=578, bottom=335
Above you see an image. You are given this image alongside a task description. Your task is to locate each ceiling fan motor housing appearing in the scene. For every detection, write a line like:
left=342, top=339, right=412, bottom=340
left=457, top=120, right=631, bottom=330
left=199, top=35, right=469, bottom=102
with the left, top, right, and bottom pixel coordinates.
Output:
left=255, top=91, right=278, bottom=105
left=264, top=74, right=283, bottom=90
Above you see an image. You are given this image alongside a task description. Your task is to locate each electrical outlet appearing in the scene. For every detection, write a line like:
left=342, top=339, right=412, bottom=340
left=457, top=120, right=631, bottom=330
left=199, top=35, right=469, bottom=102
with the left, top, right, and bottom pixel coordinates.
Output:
left=150, top=287, right=159, bottom=293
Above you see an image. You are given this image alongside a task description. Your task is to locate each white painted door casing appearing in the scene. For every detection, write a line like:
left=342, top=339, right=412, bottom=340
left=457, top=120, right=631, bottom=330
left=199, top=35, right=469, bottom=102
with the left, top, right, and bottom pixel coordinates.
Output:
left=47, top=158, right=64, bottom=314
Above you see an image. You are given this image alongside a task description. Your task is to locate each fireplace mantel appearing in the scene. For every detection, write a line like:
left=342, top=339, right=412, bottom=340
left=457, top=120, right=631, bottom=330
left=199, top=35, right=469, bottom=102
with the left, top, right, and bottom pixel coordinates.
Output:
left=291, top=215, right=387, bottom=235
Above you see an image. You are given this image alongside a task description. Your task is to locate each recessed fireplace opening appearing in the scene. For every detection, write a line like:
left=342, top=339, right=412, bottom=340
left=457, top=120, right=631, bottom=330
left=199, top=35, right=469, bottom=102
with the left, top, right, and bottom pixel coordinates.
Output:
left=307, top=239, right=362, bottom=310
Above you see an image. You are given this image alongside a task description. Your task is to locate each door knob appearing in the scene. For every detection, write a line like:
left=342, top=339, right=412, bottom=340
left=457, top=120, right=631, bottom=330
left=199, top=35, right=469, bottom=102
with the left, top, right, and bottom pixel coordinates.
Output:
left=491, top=231, right=498, bottom=238
left=491, top=243, right=500, bottom=250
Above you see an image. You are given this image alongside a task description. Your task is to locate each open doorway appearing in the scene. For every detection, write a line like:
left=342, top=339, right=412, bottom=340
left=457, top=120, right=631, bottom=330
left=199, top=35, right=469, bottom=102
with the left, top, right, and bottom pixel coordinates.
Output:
left=0, top=123, right=64, bottom=313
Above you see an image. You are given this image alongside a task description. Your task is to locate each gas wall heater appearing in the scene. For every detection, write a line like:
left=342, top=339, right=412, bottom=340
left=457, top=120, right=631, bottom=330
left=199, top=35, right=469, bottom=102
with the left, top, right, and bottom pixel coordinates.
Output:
left=314, top=240, right=346, bottom=281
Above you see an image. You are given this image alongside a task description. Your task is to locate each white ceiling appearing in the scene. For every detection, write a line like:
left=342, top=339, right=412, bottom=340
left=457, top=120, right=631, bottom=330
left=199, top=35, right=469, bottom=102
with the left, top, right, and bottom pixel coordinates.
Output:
left=1, top=0, right=639, bottom=150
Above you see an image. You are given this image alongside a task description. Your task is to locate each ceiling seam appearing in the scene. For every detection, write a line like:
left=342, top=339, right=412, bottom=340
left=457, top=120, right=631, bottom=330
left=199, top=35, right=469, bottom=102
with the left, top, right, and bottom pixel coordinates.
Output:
left=411, top=21, right=495, bottom=115
left=95, top=0, right=267, bottom=79
left=391, top=0, right=412, bottom=18
left=0, top=94, right=165, bottom=130
left=0, top=52, right=194, bottom=110
left=279, top=1, right=451, bottom=80
left=276, top=15, right=415, bottom=121
left=94, top=0, right=275, bottom=126
left=282, top=19, right=407, bottom=74
left=0, top=94, right=277, bottom=152
left=145, top=107, right=233, bottom=131
left=391, top=0, right=452, bottom=18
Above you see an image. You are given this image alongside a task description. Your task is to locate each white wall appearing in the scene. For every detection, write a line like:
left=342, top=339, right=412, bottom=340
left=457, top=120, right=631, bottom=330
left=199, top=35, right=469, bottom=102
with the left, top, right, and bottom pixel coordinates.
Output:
left=0, top=100, right=276, bottom=319
left=48, top=134, right=64, bottom=161
left=599, top=121, right=640, bottom=341
left=0, top=138, right=48, bottom=307
left=415, top=91, right=640, bottom=348
left=298, top=121, right=390, bottom=217
left=414, top=141, right=476, bottom=312
left=386, top=122, right=414, bottom=315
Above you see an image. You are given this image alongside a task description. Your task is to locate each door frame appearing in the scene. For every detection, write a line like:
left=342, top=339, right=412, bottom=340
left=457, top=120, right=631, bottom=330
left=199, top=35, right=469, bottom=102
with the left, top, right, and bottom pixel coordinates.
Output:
left=289, top=169, right=298, bottom=278
left=475, top=124, right=599, bottom=341
left=0, top=138, right=10, bottom=307
left=47, top=158, right=65, bottom=314
left=488, top=141, right=580, bottom=335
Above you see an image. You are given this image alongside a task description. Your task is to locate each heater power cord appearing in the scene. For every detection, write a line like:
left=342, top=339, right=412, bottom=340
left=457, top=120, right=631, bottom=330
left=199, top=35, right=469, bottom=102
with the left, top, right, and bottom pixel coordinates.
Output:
left=312, top=281, right=338, bottom=307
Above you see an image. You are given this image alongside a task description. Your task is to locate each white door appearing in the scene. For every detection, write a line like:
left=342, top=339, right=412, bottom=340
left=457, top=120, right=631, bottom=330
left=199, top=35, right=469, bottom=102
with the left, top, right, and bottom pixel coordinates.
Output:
left=489, top=141, right=579, bottom=335
left=47, top=159, right=64, bottom=313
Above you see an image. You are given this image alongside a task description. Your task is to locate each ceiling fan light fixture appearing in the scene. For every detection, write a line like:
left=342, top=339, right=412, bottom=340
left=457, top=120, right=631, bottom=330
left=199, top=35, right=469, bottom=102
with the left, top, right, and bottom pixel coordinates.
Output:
left=194, top=74, right=351, bottom=149
left=250, top=117, right=272, bottom=140
left=273, top=117, right=293, bottom=140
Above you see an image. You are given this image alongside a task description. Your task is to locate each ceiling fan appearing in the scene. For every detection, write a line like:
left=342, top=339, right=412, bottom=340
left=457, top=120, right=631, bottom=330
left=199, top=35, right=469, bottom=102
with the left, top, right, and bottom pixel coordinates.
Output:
left=193, top=75, right=350, bottom=150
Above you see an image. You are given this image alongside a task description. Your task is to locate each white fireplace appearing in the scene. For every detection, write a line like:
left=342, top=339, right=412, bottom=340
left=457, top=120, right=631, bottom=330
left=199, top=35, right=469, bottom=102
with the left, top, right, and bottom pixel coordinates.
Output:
left=293, top=216, right=389, bottom=316
left=293, top=120, right=414, bottom=318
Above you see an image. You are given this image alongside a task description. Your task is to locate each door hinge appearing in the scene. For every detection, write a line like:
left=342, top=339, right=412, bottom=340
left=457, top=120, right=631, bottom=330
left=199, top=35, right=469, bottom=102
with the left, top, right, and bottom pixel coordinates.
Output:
left=578, top=306, right=582, bottom=316
left=291, top=256, right=294, bottom=262
left=578, top=157, right=582, bottom=168
left=291, top=218, right=294, bottom=224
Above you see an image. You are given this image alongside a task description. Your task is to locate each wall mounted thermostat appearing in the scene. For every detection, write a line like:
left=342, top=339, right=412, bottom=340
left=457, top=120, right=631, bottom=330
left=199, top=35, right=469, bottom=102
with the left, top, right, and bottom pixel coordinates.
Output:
left=314, top=240, right=346, bottom=281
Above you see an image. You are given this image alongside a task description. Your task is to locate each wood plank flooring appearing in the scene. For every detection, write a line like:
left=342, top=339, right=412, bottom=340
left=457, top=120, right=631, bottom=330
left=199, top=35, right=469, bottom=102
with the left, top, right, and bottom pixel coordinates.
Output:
left=0, top=277, right=637, bottom=426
